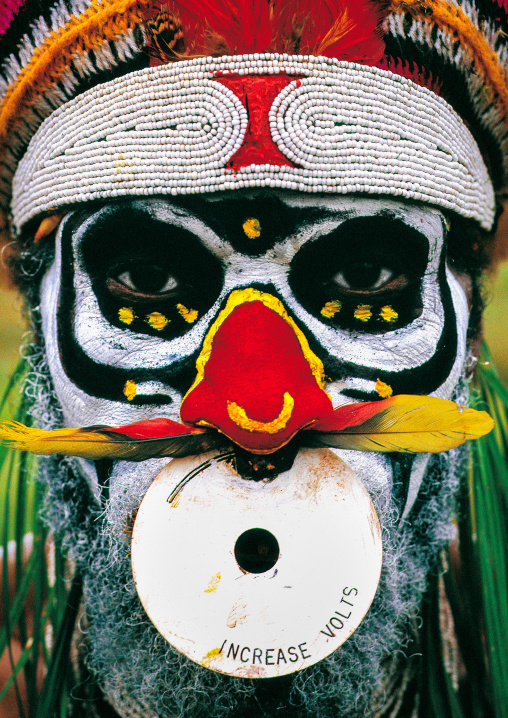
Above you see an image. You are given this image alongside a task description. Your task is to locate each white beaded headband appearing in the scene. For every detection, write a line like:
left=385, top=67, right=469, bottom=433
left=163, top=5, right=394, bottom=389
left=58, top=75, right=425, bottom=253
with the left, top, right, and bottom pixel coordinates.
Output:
left=12, top=54, right=495, bottom=233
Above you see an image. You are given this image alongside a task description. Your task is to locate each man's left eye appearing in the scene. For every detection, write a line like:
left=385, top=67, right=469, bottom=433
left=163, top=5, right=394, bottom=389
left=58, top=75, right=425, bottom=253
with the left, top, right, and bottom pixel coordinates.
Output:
left=333, top=265, right=394, bottom=292
left=107, top=262, right=180, bottom=299
left=288, top=215, right=429, bottom=331
left=114, top=264, right=179, bottom=296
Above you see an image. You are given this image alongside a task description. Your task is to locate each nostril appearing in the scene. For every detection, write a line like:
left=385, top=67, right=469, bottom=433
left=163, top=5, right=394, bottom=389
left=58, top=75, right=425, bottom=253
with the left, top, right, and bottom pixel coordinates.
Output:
left=232, top=441, right=300, bottom=481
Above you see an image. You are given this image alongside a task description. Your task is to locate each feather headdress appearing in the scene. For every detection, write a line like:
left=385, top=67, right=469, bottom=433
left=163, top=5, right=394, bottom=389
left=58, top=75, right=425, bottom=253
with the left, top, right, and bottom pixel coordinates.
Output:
left=142, top=0, right=390, bottom=64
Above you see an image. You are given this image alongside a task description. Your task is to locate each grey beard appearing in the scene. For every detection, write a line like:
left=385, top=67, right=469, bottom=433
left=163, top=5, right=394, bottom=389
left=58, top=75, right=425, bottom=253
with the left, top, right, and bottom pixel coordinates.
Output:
left=27, top=329, right=468, bottom=718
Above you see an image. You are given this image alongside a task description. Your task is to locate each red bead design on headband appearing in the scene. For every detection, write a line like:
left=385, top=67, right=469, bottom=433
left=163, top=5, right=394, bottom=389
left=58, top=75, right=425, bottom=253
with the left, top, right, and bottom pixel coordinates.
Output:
left=215, top=73, right=301, bottom=170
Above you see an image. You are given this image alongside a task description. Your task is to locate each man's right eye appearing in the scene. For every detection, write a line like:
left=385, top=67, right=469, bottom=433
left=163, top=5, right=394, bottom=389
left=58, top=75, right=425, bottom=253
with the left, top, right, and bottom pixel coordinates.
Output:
left=109, top=263, right=179, bottom=298
left=75, top=202, right=224, bottom=335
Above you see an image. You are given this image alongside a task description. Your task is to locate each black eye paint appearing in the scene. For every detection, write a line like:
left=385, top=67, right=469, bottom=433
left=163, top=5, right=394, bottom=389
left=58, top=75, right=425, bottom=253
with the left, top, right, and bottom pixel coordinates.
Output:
left=55, top=206, right=209, bottom=404
left=77, top=201, right=224, bottom=340
left=176, top=193, right=339, bottom=256
left=288, top=215, right=428, bottom=333
left=317, top=238, right=458, bottom=400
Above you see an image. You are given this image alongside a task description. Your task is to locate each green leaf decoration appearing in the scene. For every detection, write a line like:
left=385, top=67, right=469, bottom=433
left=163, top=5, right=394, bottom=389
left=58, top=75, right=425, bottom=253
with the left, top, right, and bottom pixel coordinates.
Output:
left=464, top=344, right=508, bottom=715
left=420, top=567, right=465, bottom=718
left=0, top=359, right=81, bottom=717
left=434, top=342, right=508, bottom=718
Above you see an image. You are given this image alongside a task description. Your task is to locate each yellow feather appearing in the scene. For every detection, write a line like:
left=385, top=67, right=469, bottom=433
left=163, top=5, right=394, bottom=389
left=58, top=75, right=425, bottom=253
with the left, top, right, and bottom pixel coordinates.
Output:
left=0, top=394, right=494, bottom=460
left=0, top=421, right=217, bottom=461
left=0, top=421, right=134, bottom=459
left=314, top=10, right=354, bottom=55
left=313, top=395, right=494, bottom=453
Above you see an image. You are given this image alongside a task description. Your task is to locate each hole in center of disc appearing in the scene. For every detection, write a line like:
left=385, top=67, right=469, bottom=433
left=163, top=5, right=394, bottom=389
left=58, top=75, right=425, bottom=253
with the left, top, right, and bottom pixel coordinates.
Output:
left=234, top=528, right=280, bottom=574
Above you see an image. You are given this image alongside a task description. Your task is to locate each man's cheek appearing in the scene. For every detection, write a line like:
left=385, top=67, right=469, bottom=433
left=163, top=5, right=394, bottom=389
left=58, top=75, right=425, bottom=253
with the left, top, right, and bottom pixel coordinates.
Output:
left=40, top=223, right=186, bottom=430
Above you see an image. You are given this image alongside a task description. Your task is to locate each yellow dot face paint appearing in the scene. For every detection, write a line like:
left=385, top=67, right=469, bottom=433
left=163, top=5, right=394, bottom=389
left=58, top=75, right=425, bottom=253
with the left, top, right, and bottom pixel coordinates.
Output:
left=123, top=380, right=137, bottom=401
left=354, top=304, right=372, bottom=322
left=146, top=312, right=169, bottom=330
left=177, top=304, right=199, bottom=324
left=242, top=218, right=261, bottom=239
left=379, top=305, right=398, bottom=323
left=375, top=379, right=393, bottom=398
left=118, top=307, right=136, bottom=325
left=320, top=300, right=342, bottom=318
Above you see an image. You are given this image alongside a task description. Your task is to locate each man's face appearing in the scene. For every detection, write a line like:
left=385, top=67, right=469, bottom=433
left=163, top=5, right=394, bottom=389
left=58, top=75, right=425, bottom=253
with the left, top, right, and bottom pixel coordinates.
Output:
left=41, top=191, right=468, bottom=503
left=36, top=191, right=470, bottom=714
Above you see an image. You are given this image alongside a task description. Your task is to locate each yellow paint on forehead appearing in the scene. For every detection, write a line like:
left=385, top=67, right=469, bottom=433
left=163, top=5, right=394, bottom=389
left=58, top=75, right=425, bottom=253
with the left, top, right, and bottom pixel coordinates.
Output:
left=375, top=379, right=393, bottom=398
left=379, top=305, right=398, bottom=323
left=242, top=217, right=261, bottom=239
left=123, top=380, right=137, bottom=401
left=118, top=307, right=136, bottom=325
left=320, top=300, right=342, bottom=318
left=354, top=304, right=372, bottom=322
left=177, top=303, right=199, bottom=323
left=146, top=312, right=170, bottom=330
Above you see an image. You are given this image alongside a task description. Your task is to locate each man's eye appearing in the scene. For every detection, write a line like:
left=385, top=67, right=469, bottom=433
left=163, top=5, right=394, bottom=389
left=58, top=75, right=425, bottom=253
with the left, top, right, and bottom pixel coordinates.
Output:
left=109, top=263, right=179, bottom=297
left=333, top=265, right=394, bottom=291
left=288, top=215, right=428, bottom=332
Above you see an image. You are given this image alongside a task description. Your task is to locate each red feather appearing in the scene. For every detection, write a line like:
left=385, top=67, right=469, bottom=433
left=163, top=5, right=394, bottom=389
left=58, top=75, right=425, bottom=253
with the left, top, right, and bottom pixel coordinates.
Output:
left=309, top=397, right=386, bottom=432
left=143, top=0, right=389, bottom=62
left=146, top=0, right=272, bottom=56
left=103, top=417, right=201, bottom=439
left=272, top=0, right=390, bottom=64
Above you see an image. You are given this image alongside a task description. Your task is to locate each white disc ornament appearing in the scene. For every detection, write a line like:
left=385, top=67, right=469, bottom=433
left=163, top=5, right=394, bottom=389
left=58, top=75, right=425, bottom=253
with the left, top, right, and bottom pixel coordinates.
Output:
left=131, top=448, right=382, bottom=678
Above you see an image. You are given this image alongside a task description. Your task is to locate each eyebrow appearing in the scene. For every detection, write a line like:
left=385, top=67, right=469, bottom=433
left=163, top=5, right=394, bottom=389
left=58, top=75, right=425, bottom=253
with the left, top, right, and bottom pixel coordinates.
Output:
left=184, top=194, right=350, bottom=227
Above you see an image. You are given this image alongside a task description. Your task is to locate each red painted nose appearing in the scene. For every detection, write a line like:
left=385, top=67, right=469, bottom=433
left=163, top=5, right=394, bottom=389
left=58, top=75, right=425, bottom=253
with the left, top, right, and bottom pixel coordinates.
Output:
left=180, top=289, right=333, bottom=453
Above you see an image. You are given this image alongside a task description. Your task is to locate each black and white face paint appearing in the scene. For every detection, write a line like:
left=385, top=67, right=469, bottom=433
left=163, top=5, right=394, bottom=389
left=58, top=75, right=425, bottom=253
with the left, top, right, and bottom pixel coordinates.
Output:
left=40, top=192, right=468, bottom=511
left=33, top=190, right=473, bottom=714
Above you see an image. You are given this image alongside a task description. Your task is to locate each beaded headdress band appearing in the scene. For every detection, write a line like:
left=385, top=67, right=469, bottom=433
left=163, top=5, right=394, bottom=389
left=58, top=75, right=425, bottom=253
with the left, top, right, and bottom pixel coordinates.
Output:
left=1, top=0, right=507, bottom=241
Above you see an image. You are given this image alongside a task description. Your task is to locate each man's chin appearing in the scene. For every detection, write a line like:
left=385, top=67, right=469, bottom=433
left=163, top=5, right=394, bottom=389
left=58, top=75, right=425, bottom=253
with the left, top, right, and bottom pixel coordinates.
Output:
left=39, top=443, right=465, bottom=718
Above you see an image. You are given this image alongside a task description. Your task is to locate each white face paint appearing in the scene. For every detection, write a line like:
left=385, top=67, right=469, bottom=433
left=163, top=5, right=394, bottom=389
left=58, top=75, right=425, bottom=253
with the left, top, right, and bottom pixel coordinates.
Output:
left=40, top=191, right=469, bottom=516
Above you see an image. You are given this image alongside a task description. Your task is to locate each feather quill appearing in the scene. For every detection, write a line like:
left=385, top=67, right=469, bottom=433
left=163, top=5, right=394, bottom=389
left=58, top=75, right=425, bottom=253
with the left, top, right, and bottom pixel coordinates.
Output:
left=305, top=395, right=494, bottom=453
